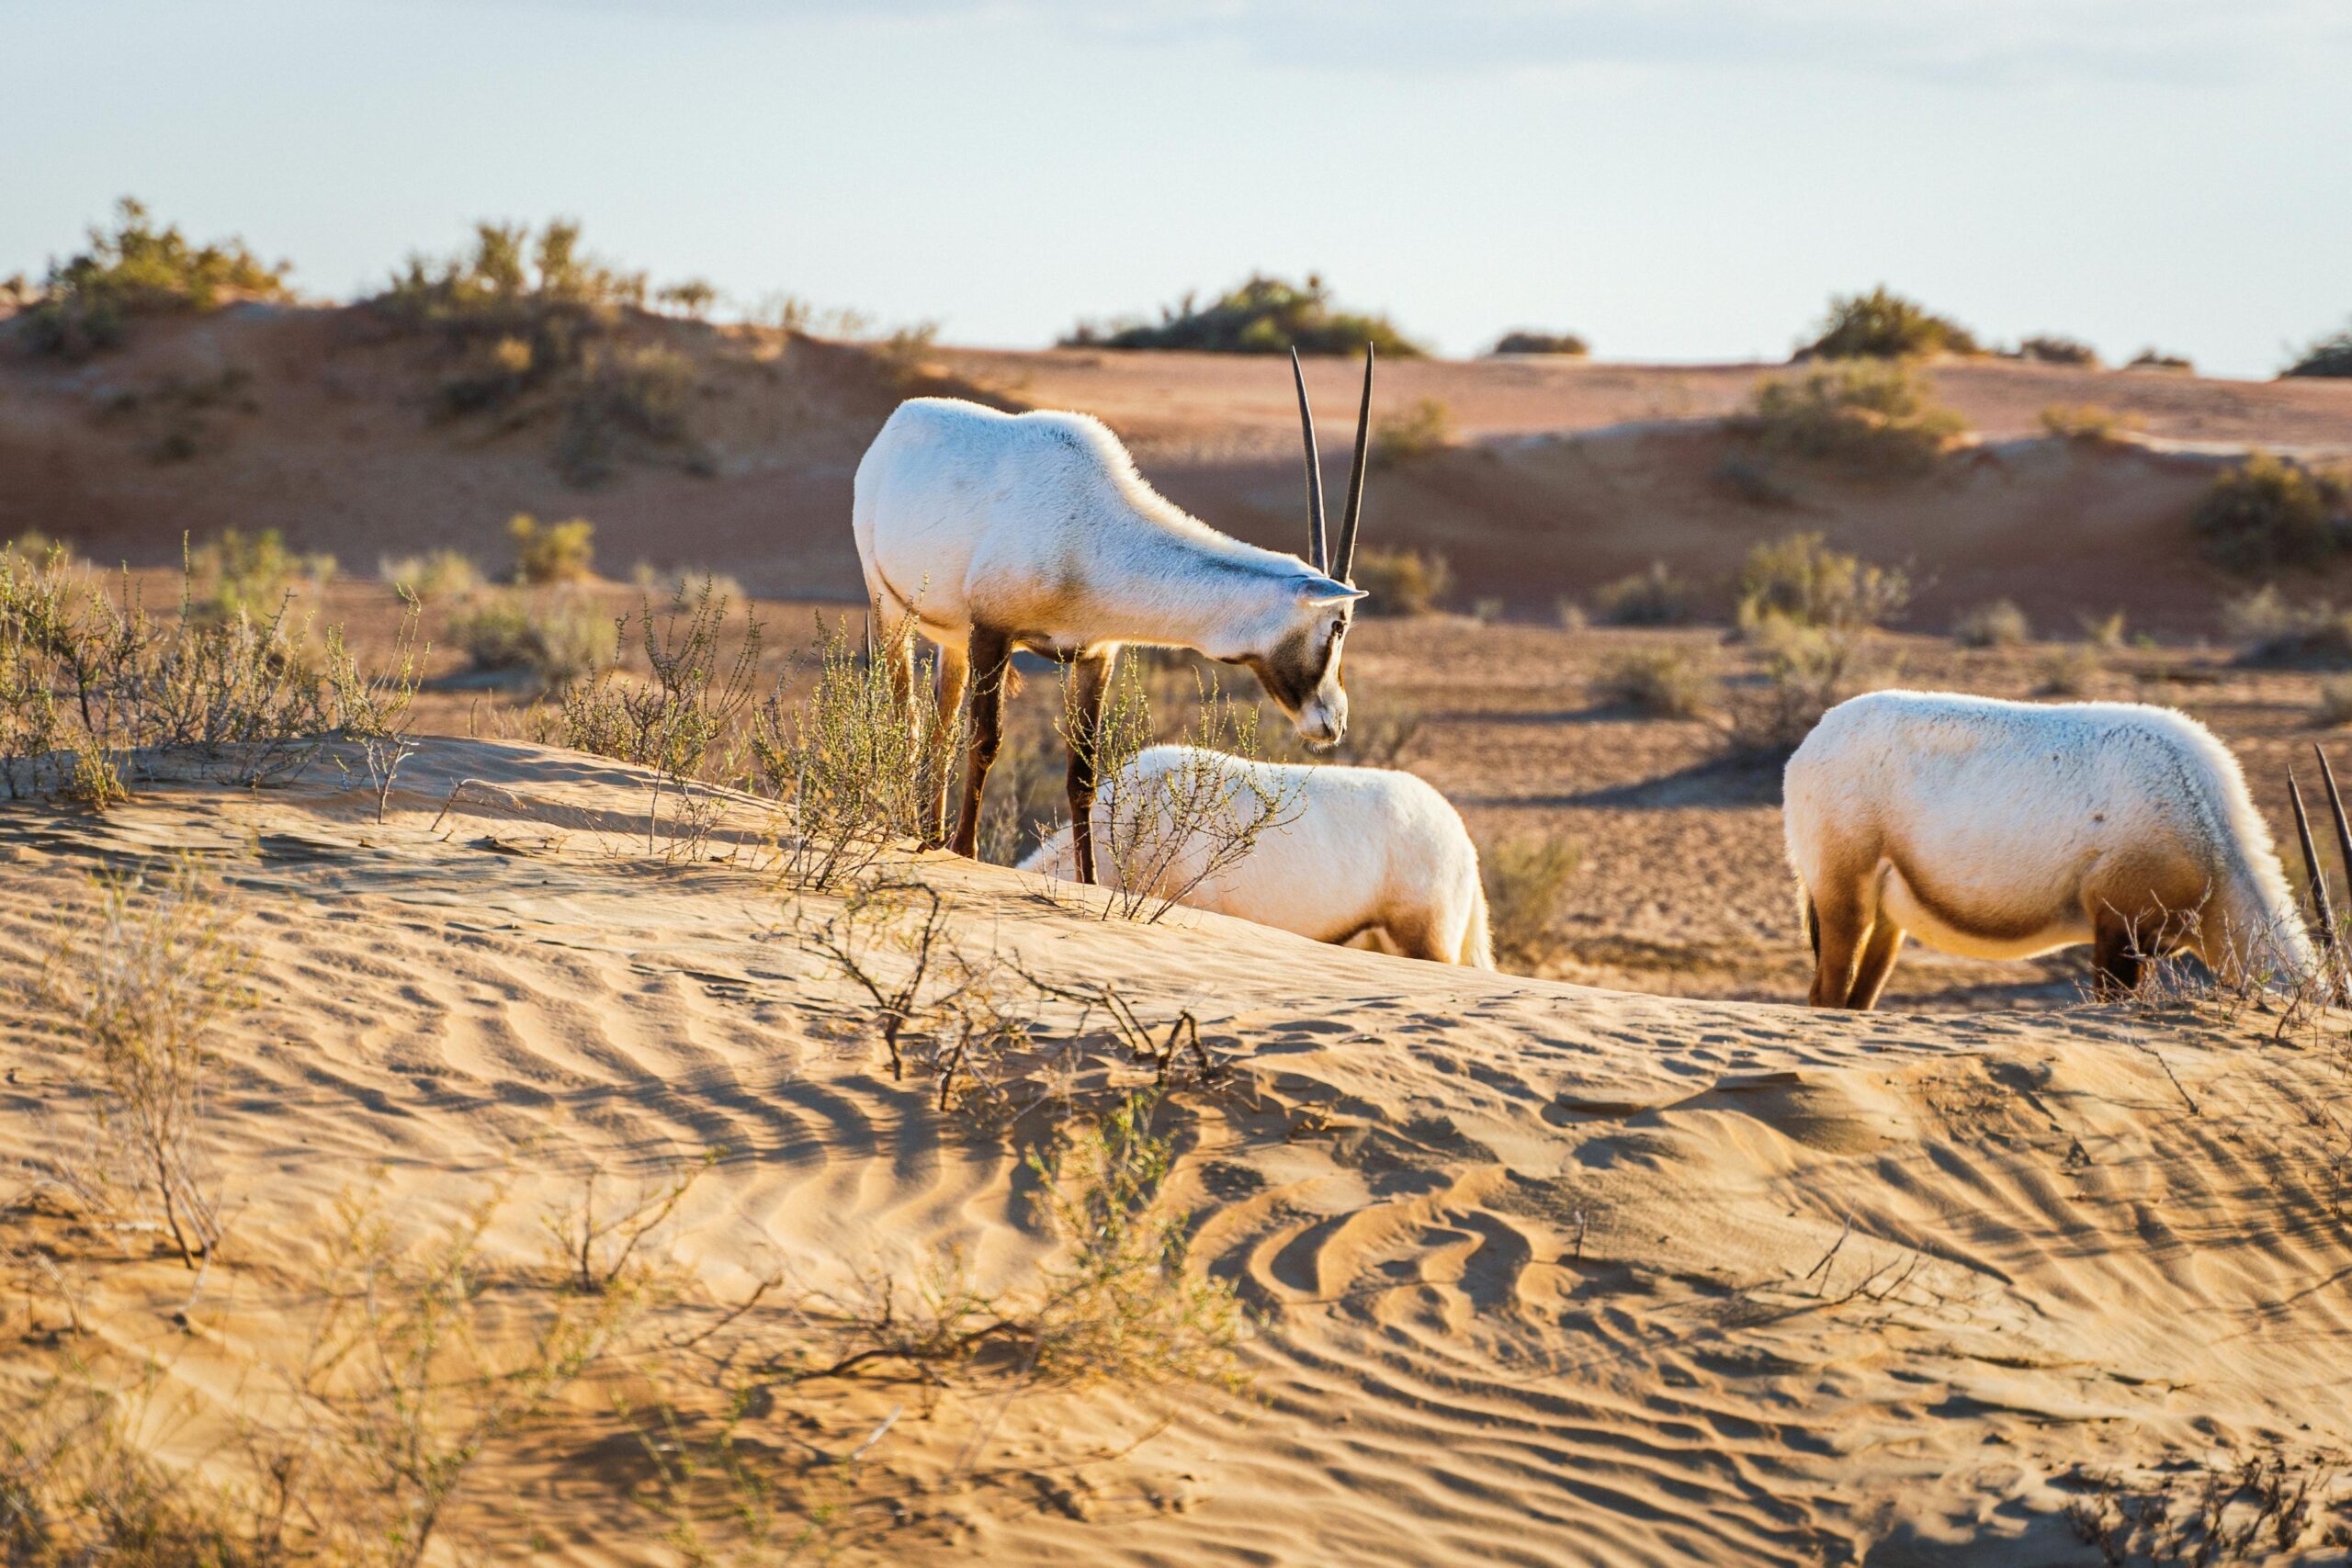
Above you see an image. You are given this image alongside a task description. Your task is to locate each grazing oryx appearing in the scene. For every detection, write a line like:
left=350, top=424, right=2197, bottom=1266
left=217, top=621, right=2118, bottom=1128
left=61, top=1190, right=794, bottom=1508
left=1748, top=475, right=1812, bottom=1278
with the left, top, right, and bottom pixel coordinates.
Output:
left=1019, top=745, right=1495, bottom=967
left=852, top=347, right=1379, bottom=884
left=1784, top=690, right=2325, bottom=1009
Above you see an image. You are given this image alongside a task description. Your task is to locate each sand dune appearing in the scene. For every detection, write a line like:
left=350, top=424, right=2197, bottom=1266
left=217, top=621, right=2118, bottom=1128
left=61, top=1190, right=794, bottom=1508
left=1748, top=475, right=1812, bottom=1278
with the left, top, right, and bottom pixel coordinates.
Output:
left=7, top=740, right=2351, bottom=1562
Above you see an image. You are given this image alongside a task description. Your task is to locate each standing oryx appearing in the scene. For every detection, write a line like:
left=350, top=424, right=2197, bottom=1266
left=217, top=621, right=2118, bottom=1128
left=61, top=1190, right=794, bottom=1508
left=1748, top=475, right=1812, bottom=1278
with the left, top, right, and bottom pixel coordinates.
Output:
left=1784, top=690, right=2328, bottom=1009
left=852, top=346, right=1379, bottom=883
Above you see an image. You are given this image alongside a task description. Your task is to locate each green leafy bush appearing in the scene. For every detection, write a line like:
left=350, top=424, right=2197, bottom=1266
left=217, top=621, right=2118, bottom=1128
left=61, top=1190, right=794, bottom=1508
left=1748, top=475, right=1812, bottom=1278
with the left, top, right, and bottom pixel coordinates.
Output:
left=1742, top=359, right=1967, bottom=472
left=2191, top=452, right=2351, bottom=572
left=1063, top=274, right=1422, bottom=356
left=1350, top=547, right=1453, bottom=616
left=1797, top=287, right=1980, bottom=360
left=19, top=198, right=289, bottom=356
left=508, top=513, right=596, bottom=584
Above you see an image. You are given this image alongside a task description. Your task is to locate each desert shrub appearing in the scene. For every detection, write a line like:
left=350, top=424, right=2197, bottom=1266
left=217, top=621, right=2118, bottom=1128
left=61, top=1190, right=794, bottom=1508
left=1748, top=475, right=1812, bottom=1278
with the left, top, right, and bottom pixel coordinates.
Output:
left=35, top=860, right=249, bottom=1267
left=1728, top=622, right=1879, bottom=756
left=187, top=526, right=334, bottom=624
left=558, top=344, right=697, bottom=484
left=1062, top=273, right=1422, bottom=356
left=1592, top=649, right=1716, bottom=718
left=1350, top=547, right=1453, bottom=616
left=507, top=513, right=595, bottom=583
left=2017, top=334, right=2101, bottom=367
left=18, top=197, right=289, bottom=357
left=1591, top=562, right=1693, bottom=626
left=1797, top=286, right=1980, bottom=360
left=1743, top=359, right=1967, bottom=472
left=1733, top=531, right=1909, bottom=635
left=2040, top=402, right=2140, bottom=444
left=2317, top=678, right=2352, bottom=728
left=656, top=277, right=718, bottom=319
left=1490, top=330, right=1588, bottom=356
left=2284, top=323, right=2352, bottom=379
left=447, top=591, right=605, bottom=687
left=2036, top=645, right=2103, bottom=697
left=2220, top=585, right=2352, bottom=668
left=1481, top=836, right=1579, bottom=969
left=378, top=547, right=481, bottom=601
left=559, top=578, right=765, bottom=852
left=378, top=218, right=647, bottom=329
left=2126, top=347, right=2194, bottom=373
left=2192, top=452, right=2352, bottom=573
left=2080, top=609, right=2130, bottom=649
left=1370, top=397, right=1453, bottom=468
left=1951, top=599, right=2030, bottom=648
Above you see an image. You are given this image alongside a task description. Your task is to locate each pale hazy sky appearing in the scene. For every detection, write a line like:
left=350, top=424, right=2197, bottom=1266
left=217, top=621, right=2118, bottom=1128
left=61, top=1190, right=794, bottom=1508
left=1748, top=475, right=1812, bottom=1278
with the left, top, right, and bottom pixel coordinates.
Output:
left=5, top=1, right=2347, bottom=377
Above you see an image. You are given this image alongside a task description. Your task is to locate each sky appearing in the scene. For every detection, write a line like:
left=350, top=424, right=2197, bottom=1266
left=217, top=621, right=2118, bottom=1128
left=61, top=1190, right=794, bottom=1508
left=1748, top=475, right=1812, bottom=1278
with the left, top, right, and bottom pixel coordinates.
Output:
left=4, top=0, right=2347, bottom=378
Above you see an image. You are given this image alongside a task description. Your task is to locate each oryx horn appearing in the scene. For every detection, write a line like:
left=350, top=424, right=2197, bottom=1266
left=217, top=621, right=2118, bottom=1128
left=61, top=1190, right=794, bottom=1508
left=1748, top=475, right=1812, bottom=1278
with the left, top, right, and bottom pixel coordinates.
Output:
left=1290, top=347, right=1328, bottom=575
left=1336, top=343, right=1374, bottom=585
left=2289, top=764, right=2336, bottom=953
left=2315, top=746, right=2352, bottom=938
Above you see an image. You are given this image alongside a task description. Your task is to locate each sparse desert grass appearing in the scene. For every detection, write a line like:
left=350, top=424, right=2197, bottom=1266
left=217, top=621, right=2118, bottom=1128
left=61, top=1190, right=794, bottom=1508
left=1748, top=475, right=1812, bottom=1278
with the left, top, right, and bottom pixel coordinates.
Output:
left=1481, top=836, right=1580, bottom=970
left=1591, top=561, right=1694, bottom=626
left=1062, top=273, right=1422, bottom=356
left=187, top=526, right=336, bottom=625
left=1370, top=397, right=1454, bottom=468
left=506, top=513, right=596, bottom=584
left=19, top=197, right=290, bottom=357
left=1351, top=547, right=1453, bottom=616
left=1741, top=359, right=1968, bottom=473
left=1951, top=599, right=2030, bottom=649
left=1489, top=329, right=1588, bottom=356
left=2064, top=1448, right=2352, bottom=1564
left=2040, top=402, right=2141, bottom=445
left=377, top=548, right=481, bottom=603
left=1733, top=531, right=1909, bottom=636
left=325, top=595, right=424, bottom=822
left=2193, top=452, right=2352, bottom=572
left=2036, top=645, right=2103, bottom=696
left=1728, top=621, right=1883, bottom=756
left=2017, top=333, right=2100, bottom=367
left=2127, top=347, right=2195, bottom=372
left=1592, top=648, right=1717, bottom=718
left=2080, top=609, right=2130, bottom=649
left=1797, top=286, right=1980, bottom=360
left=34, top=860, right=250, bottom=1267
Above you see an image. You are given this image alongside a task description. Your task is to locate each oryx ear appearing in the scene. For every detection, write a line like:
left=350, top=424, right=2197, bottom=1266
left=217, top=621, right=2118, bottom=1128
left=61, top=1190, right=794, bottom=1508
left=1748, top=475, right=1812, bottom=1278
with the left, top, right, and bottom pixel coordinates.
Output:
left=1295, top=574, right=1366, bottom=607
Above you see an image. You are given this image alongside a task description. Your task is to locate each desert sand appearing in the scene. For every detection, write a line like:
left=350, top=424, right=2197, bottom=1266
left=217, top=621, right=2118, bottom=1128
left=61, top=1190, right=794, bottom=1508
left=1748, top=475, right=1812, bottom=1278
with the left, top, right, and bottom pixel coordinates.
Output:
left=6, top=737, right=2352, bottom=1562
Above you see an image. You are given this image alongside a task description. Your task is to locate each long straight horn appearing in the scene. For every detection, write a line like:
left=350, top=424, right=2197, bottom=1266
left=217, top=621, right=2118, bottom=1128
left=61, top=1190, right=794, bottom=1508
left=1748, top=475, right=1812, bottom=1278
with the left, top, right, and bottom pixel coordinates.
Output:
left=1289, top=347, right=1328, bottom=574
left=2289, top=765, right=2337, bottom=956
left=2314, top=747, right=2352, bottom=938
left=1336, top=343, right=1374, bottom=584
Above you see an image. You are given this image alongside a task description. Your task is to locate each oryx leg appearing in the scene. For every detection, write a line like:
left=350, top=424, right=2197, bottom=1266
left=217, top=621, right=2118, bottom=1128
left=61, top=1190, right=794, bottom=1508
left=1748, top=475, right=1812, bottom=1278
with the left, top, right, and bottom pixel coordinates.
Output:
left=1846, top=918, right=1905, bottom=1011
left=2091, top=905, right=2146, bottom=998
left=1805, top=869, right=1878, bottom=1010
left=950, top=626, right=1012, bottom=860
left=927, top=637, right=969, bottom=848
left=1064, top=649, right=1116, bottom=886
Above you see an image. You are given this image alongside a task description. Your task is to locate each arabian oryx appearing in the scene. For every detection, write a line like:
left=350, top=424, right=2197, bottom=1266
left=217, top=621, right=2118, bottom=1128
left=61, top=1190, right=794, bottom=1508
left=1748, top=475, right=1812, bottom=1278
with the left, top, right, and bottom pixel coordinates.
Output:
left=852, top=347, right=1378, bottom=883
left=1019, top=745, right=1496, bottom=967
left=1784, top=690, right=2337, bottom=1009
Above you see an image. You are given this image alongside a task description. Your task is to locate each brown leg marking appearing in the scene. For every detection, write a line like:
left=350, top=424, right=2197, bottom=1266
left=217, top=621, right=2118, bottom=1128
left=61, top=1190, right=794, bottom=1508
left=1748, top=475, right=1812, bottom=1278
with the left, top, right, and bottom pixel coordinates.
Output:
left=1064, top=649, right=1115, bottom=886
left=952, top=626, right=1012, bottom=860
left=927, top=641, right=969, bottom=849
left=1384, top=915, right=1452, bottom=964
left=1845, top=919, right=1905, bottom=1011
left=1807, top=888, right=1871, bottom=1009
left=2092, top=906, right=2145, bottom=998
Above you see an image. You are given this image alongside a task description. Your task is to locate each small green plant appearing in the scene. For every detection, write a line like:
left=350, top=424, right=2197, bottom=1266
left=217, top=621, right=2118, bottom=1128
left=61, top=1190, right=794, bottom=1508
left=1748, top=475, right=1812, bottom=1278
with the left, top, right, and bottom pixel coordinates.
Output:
left=187, top=527, right=335, bottom=624
left=2192, top=452, right=2351, bottom=572
left=1062, top=273, right=1422, bottom=356
left=1728, top=621, right=1880, bottom=756
left=2040, top=402, right=2140, bottom=444
left=1592, top=649, right=1716, bottom=718
left=2017, top=334, right=2100, bottom=367
left=507, top=513, right=596, bottom=584
left=20, top=197, right=290, bottom=356
left=1350, top=547, right=1453, bottom=616
left=1481, top=836, right=1579, bottom=970
left=1590, top=562, right=1693, bottom=626
left=1370, top=397, right=1454, bottom=468
left=2079, top=609, right=2129, bottom=649
left=2220, top=585, right=2352, bottom=668
left=2036, top=645, right=2102, bottom=696
left=447, top=591, right=605, bottom=687
left=1797, top=286, right=1980, bottom=359
left=1733, top=531, right=1909, bottom=635
left=2283, top=322, right=2352, bottom=379
left=327, top=593, right=425, bottom=823
left=1951, top=599, right=2030, bottom=649
left=1489, top=330, right=1588, bottom=356
left=1743, top=359, right=1967, bottom=472
left=378, top=548, right=482, bottom=602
